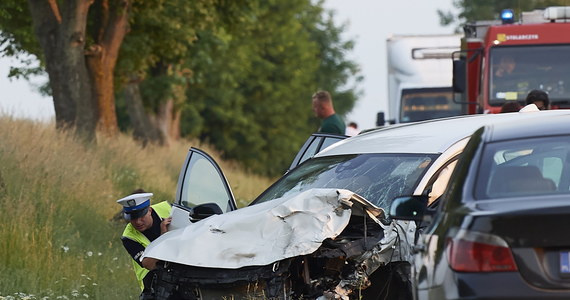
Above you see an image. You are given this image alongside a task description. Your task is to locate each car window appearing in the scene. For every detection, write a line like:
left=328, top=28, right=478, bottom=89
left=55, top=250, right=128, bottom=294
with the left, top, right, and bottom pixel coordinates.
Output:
left=298, top=137, right=321, bottom=165
left=252, top=153, right=437, bottom=212
left=428, top=159, right=458, bottom=205
left=475, top=136, right=570, bottom=199
left=177, top=149, right=235, bottom=212
left=289, top=135, right=347, bottom=172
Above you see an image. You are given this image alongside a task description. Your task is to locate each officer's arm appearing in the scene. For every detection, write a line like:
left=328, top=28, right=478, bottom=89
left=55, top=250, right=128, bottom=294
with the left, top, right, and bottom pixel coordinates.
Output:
left=121, top=237, right=145, bottom=267
left=141, top=257, right=159, bottom=270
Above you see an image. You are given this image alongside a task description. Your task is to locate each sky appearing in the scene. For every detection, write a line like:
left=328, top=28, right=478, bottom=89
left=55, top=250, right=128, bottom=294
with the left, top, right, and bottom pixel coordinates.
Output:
left=0, top=0, right=457, bottom=129
left=323, top=0, right=457, bottom=130
left=0, top=56, right=54, bottom=122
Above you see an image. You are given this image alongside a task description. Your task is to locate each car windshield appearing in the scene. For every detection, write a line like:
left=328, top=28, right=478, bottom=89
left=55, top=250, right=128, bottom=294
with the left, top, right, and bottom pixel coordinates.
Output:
left=252, top=153, right=436, bottom=211
left=475, top=136, right=570, bottom=199
left=489, top=45, right=570, bottom=106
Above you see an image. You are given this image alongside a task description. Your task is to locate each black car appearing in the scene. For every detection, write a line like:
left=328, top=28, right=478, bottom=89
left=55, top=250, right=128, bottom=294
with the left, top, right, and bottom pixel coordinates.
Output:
left=391, top=113, right=570, bottom=299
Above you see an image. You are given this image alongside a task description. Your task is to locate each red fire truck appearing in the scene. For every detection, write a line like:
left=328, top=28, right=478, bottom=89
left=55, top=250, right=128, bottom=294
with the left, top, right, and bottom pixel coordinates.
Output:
left=453, top=6, right=570, bottom=114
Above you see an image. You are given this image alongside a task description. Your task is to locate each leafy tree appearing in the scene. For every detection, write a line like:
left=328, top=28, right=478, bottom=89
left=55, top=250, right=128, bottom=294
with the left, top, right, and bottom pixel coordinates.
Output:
left=0, top=0, right=250, bottom=143
left=0, top=0, right=135, bottom=140
left=1, top=0, right=362, bottom=176
left=116, top=0, right=248, bottom=145
left=178, top=0, right=361, bottom=176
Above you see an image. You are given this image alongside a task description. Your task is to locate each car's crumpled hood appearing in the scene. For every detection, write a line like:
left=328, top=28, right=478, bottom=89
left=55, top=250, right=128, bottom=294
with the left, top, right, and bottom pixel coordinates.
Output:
left=143, top=188, right=391, bottom=269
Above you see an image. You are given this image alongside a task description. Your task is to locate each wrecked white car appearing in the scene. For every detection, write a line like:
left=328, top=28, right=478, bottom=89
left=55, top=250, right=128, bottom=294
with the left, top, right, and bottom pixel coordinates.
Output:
left=143, top=113, right=563, bottom=300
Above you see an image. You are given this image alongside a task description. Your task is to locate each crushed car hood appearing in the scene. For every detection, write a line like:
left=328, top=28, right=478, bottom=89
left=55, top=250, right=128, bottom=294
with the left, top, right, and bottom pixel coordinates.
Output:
left=143, top=188, right=400, bottom=269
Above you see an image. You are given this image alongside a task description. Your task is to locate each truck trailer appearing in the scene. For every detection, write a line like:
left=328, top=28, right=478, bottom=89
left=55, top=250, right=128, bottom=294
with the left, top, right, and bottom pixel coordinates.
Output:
left=385, top=34, right=464, bottom=124
left=453, top=6, right=570, bottom=114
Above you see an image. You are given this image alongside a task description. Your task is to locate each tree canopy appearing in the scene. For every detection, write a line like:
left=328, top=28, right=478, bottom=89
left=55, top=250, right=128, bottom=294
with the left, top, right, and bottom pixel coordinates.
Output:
left=0, top=0, right=362, bottom=176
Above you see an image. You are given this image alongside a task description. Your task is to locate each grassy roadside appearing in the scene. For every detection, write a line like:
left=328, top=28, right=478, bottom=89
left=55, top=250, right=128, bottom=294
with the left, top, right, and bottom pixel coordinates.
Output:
left=0, top=116, right=274, bottom=299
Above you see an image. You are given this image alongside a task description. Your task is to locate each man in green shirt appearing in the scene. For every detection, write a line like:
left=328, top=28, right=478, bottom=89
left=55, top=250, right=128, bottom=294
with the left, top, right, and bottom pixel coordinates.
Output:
left=311, top=90, right=346, bottom=135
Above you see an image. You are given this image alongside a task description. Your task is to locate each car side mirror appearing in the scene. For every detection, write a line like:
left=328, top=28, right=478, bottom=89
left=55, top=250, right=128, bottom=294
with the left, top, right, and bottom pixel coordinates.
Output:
left=376, top=112, right=386, bottom=127
left=191, top=202, right=223, bottom=220
left=389, top=195, right=428, bottom=221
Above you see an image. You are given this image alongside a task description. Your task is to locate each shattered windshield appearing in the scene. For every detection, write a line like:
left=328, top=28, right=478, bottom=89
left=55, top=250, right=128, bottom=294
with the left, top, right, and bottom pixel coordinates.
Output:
left=489, top=45, right=570, bottom=106
left=252, top=153, right=436, bottom=211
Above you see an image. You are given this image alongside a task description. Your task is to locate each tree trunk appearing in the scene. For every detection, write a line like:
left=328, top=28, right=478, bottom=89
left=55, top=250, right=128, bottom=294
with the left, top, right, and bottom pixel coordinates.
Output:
left=155, top=99, right=181, bottom=145
left=28, top=0, right=131, bottom=141
left=123, top=78, right=163, bottom=145
left=170, top=109, right=181, bottom=141
left=28, top=0, right=97, bottom=141
left=86, top=0, right=131, bottom=136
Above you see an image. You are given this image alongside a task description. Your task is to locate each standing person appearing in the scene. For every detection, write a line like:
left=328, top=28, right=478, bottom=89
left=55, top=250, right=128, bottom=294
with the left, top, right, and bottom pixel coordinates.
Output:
left=312, top=90, right=346, bottom=135
left=117, top=190, right=172, bottom=294
left=345, top=122, right=360, bottom=136
left=524, top=89, right=550, bottom=110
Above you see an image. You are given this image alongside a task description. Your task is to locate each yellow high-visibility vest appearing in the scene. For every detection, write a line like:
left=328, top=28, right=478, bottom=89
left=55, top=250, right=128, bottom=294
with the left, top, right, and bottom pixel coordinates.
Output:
left=121, top=201, right=171, bottom=290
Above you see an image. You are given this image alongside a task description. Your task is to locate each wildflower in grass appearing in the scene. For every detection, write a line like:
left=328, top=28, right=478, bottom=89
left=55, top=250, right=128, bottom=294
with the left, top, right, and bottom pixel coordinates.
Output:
left=15, top=292, right=35, bottom=300
left=86, top=251, right=93, bottom=257
left=71, top=289, right=79, bottom=297
left=61, top=245, right=69, bottom=253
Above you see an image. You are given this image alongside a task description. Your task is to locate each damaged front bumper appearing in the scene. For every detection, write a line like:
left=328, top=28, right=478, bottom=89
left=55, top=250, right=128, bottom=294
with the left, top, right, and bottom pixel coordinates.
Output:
left=143, top=189, right=415, bottom=299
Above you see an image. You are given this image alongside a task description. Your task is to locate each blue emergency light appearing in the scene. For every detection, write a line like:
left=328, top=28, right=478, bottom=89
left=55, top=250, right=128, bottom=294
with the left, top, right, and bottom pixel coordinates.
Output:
left=501, top=9, right=515, bottom=24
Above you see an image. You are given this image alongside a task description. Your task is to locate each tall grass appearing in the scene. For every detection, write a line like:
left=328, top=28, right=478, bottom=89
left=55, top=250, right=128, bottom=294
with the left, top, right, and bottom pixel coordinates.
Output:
left=0, top=116, right=274, bottom=299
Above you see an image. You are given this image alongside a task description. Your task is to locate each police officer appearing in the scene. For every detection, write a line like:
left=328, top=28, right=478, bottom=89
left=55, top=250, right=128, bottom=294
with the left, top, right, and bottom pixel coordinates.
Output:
left=117, top=191, right=172, bottom=293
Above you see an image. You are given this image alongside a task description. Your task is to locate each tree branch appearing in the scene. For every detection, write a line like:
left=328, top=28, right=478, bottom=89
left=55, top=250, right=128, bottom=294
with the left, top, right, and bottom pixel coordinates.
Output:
left=99, top=0, right=109, bottom=42
left=47, top=0, right=62, bottom=24
left=101, top=0, right=131, bottom=66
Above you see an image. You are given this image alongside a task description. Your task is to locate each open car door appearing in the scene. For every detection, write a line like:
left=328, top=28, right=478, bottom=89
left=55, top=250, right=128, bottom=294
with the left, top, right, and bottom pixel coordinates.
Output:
left=287, top=133, right=348, bottom=173
left=169, top=147, right=238, bottom=230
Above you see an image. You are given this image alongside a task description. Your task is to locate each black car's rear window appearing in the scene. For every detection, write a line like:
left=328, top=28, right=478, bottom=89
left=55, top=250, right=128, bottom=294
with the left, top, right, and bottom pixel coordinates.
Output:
left=475, top=136, right=570, bottom=199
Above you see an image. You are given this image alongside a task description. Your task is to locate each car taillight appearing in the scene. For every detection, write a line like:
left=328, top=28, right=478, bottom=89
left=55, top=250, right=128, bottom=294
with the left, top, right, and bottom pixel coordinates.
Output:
left=446, top=230, right=517, bottom=272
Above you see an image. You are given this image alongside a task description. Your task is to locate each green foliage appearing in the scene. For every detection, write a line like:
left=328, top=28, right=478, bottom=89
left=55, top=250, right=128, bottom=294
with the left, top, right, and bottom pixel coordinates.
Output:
left=0, top=1, right=39, bottom=57
left=0, top=1, right=47, bottom=86
left=176, top=0, right=361, bottom=176
left=116, top=0, right=361, bottom=176
left=1, top=0, right=362, bottom=178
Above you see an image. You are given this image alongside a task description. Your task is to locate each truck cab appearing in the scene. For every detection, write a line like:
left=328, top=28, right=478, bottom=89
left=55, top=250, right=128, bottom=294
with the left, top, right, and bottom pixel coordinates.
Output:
left=453, top=6, right=570, bottom=114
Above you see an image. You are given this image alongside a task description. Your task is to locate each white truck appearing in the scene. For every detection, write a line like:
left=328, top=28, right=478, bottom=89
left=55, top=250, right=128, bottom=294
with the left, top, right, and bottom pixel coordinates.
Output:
left=383, top=34, right=465, bottom=124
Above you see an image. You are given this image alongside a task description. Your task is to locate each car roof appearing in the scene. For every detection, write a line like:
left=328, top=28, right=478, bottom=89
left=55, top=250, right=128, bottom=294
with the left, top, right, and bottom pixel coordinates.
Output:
left=485, top=113, right=570, bottom=142
left=317, top=110, right=570, bottom=156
